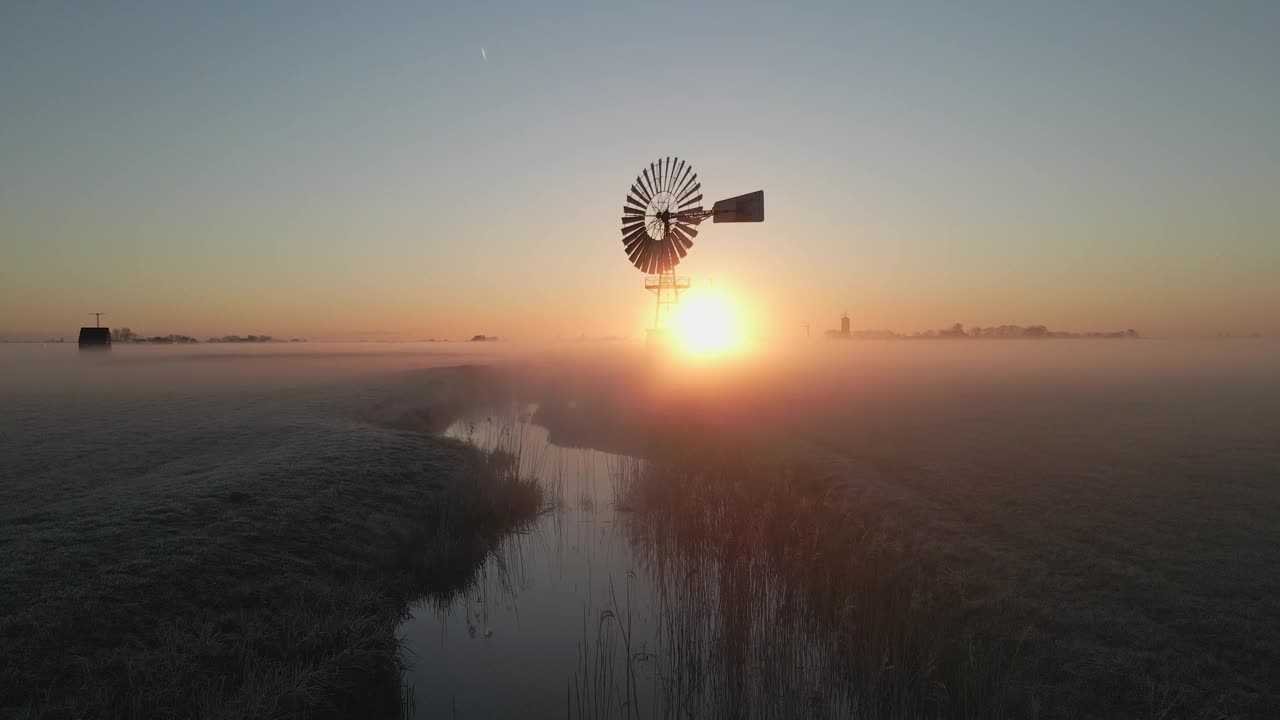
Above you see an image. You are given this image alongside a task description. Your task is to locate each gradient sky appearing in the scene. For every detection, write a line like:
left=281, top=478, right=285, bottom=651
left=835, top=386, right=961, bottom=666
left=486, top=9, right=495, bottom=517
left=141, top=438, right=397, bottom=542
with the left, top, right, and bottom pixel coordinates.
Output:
left=3, top=1, right=1278, bottom=340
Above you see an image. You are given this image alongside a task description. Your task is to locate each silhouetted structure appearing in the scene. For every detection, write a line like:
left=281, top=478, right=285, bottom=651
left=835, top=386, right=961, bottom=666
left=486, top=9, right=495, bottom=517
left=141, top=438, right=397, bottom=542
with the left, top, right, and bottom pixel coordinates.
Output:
left=840, top=313, right=850, bottom=336
left=619, top=158, right=763, bottom=344
left=78, top=327, right=111, bottom=348
left=78, top=312, right=111, bottom=349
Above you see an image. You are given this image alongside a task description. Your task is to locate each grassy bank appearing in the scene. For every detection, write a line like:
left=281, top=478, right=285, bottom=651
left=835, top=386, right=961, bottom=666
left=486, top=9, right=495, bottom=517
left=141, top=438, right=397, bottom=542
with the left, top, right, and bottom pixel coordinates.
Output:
left=1, top=378, right=542, bottom=719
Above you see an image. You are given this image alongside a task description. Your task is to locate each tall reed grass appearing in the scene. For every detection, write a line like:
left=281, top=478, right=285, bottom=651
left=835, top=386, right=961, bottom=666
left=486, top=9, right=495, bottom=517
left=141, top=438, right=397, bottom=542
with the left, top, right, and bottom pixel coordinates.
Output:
left=570, top=450, right=1029, bottom=719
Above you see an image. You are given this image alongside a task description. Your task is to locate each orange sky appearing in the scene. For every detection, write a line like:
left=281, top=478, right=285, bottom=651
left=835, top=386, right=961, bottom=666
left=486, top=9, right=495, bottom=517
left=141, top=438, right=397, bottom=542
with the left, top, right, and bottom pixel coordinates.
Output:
left=3, top=4, right=1277, bottom=340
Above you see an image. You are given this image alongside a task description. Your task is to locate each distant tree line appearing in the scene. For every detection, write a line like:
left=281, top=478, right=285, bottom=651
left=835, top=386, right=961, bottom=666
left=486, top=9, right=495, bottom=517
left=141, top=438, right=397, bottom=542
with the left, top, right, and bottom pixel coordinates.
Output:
left=207, top=335, right=288, bottom=343
left=826, top=323, right=1139, bottom=340
left=112, top=329, right=305, bottom=344
left=113, top=328, right=199, bottom=344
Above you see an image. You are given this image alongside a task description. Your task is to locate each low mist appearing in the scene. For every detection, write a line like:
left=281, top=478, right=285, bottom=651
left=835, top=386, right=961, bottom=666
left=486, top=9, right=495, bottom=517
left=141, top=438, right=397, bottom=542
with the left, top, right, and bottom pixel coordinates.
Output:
left=3, top=338, right=1278, bottom=718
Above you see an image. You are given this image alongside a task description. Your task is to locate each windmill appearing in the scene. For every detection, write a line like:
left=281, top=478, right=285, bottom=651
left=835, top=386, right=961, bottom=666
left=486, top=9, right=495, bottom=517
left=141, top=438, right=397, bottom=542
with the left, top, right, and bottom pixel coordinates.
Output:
left=620, top=157, right=763, bottom=340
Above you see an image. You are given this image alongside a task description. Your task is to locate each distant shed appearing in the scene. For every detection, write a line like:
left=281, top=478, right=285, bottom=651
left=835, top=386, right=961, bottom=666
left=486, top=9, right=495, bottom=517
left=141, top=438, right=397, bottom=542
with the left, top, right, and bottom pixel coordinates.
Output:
left=78, top=327, right=112, bottom=348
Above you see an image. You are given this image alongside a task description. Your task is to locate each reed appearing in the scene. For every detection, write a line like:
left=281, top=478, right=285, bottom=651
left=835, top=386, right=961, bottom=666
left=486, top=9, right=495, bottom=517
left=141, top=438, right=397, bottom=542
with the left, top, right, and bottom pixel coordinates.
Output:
left=567, top=448, right=1030, bottom=719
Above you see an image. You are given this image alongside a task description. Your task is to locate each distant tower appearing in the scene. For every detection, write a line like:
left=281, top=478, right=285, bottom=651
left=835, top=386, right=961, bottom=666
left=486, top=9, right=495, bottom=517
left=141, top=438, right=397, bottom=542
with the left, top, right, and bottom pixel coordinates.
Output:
left=840, top=312, right=850, bottom=337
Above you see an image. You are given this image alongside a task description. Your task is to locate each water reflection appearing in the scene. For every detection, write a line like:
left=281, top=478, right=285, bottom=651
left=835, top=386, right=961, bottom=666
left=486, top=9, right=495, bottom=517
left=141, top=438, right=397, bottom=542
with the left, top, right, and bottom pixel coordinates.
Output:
left=398, top=409, right=857, bottom=719
left=400, top=409, right=656, bottom=718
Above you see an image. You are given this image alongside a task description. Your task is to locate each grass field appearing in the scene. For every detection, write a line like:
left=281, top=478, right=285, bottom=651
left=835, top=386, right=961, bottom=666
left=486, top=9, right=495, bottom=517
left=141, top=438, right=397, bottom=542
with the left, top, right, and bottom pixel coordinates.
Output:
left=0, top=362, right=542, bottom=719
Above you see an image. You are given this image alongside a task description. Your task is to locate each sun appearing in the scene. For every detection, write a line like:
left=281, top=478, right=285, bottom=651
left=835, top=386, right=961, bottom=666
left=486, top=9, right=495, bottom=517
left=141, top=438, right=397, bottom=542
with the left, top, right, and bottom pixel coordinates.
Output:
left=675, top=290, right=742, bottom=355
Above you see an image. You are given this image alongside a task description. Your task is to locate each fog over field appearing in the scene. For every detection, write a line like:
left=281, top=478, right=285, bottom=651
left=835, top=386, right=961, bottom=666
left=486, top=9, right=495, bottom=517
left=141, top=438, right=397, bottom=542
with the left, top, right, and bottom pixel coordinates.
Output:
left=2, top=340, right=1278, bottom=718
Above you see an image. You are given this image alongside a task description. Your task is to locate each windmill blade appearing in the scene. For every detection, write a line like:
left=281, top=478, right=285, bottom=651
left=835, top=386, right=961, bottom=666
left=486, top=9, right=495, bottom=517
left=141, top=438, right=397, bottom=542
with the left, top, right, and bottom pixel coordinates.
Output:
left=665, top=159, right=682, bottom=194
left=671, top=227, right=694, bottom=250
left=665, top=235, right=683, bottom=263
left=643, top=166, right=657, bottom=198
left=672, top=162, right=692, bottom=194
left=661, top=157, right=671, bottom=193
left=674, top=166, right=696, bottom=199
left=677, top=182, right=701, bottom=204
left=628, top=237, right=646, bottom=262
left=626, top=246, right=646, bottom=267
left=626, top=194, right=647, bottom=210
left=625, top=235, right=647, bottom=257
left=666, top=159, right=683, bottom=194
left=671, top=225, right=695, bottom=250
left=672, top=235, right=688, bottom=258
left=631, top=182, right=651, bottom=203
left=622, top=219, right=645, bottom=233
left=674, top=221, right=699, bottom=239
left=622, top=226, right=645, bottom=245
left=679, top=194, right=703, bottom=209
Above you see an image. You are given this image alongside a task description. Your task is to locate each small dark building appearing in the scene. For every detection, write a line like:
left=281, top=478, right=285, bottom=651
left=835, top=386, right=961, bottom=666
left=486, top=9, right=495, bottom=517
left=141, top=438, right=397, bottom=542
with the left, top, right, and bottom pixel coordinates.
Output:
left=78, top=327, right=112, bottom=348
left=840, top=313, right=851, bottom=336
